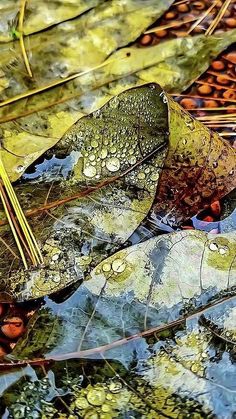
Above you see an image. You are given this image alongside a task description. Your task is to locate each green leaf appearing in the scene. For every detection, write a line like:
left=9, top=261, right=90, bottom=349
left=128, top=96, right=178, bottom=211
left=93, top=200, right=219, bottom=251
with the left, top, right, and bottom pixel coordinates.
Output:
left=0, top=0, right=104, bottom=42
left=1, top=232, right=235, bottom=417
left=0, top=0, right=173, bottom=99
left=1, top=30, right=235, bottom=182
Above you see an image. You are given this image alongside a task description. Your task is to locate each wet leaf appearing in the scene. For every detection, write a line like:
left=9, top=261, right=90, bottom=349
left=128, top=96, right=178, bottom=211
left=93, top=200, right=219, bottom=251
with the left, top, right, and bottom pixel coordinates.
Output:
left=0, top=84, right=169, bottom=301
left=0, top=29, right=235, bottom=180
left=0, top=0, right=104, bottom=42
left=0, top=84, right=235, bottom=301
left=8, top=229, right=236, bottom=359
left=0, top=0, right=173, bottom=99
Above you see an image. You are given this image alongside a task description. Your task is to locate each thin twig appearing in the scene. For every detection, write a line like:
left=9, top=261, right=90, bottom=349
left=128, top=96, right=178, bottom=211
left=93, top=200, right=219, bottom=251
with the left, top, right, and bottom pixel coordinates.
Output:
left=205, top=0, right=232, bottom=35
left=0, top=237, right=20, bottom=260
left=196, top=80, right=236, bottom=92
left=207, top=70, right=235, bottom=82
left=187, top=0, right=219, bottom=34
left=145, top=16, right=199, bottom=34
left=18, top=0, right=33, bottom=77
left=172, top=93, right=236, bottom=103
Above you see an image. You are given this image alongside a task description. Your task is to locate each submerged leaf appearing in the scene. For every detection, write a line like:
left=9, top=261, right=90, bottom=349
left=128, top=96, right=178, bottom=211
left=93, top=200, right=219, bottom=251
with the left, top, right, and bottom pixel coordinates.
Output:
left=10, top=230, right=236, bottom=360
left=3, top=298, right=236, bottom=417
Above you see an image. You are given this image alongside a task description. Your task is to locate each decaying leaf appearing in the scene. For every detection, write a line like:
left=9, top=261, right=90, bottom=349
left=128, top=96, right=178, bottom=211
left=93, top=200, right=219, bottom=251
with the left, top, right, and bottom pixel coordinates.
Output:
left=0, top=84, right=235, bottom=301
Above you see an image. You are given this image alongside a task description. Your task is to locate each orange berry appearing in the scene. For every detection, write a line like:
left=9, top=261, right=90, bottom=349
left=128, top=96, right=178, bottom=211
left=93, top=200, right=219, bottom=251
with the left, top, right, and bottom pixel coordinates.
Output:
left=140, top=34, right=152, bottom=46
left=204, top=100, right=218, bottom=108
left=225, top=52, right=236, bottom=64
left=155, top=29, right=168, bottom=38
left=225, top=18, right=236, bottom=28
left=223, top=90, right=236, bottom=100
left=180, top=98, right=197, bottom=109
left=197, top=85, right=213, bottom=95
left=193, top=1, right=206, bottom=10
left=211, top=60, right=225, bottom=71
left=210, top=201, right=221, bottom=217
left=177, top=4, right=189, bottom=13
left=203, top=216, right=214, bottom=222
left=0, top=346, right=7, bottom=357
left=165, top=11, right=178, bottom=19
left=216, top=76, right=230, bottom=85
left=1, top=317, right=25, bottom=339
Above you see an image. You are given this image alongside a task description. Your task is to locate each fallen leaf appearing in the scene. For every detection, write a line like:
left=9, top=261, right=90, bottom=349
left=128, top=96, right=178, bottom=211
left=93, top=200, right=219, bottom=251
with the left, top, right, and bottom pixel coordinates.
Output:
left=0, top=84, right=235, bottom=301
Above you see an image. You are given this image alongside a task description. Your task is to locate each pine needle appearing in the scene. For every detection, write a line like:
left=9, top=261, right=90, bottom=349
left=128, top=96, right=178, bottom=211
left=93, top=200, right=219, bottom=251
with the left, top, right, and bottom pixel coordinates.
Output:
left=0, top=183, right=28, bottom=269
left=187, top=1, right=220, bottom=34
left=145, top=16, right=199, bottom=34
left=205, top=0, right=232, bottom=36
left=196, top=80, right=236, bottom=91
left=0, top=157, right=43, bottom=268
left=207, top=71, right=235, bottom=83
left=18, top=0, right=33, bottom=77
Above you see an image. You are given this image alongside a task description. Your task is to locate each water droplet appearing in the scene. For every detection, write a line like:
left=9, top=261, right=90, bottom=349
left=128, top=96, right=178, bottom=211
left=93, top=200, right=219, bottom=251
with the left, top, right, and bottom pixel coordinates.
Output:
left=109, top=382, right=122, bottom=393
left=129, top=156, right=136, bottom=165
left=75, top=397, right=89, bottom=409
left=87, top=388, right=105, bottom=406
left=112, top=259, right=126, bottom=273
left=137, top=172, right=145, bottom=180
left=219, top=247, right=227, bottom=255
left=83, top=166, right=97, bottom=178
left=209, top=242, right=218, bottom=251
left=91, top=139, right=99, bottom=148
left=100, top=148, right=108, bottom=159
left=150, top=172, right=159, bottom=182
left=89, top=154, right=96, bottom=161
left=110, top=146, right=116, bottom=154
left=103, top=138, right=109, bottom=145
left=106, top=157, right=120, bottom=172
left=102, top=263, right=111, bottom=272
left=16, top=165, right=25, bottom=173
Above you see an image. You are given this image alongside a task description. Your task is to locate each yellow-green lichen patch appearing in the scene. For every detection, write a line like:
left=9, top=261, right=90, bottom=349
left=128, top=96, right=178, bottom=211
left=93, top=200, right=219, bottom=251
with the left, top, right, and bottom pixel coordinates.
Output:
left=206, top=234, right=236, bottom=272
